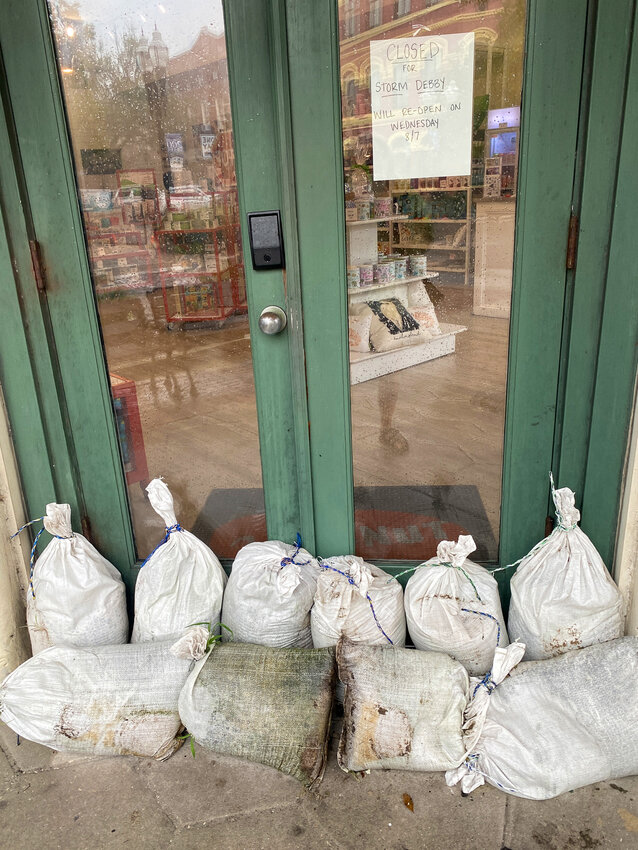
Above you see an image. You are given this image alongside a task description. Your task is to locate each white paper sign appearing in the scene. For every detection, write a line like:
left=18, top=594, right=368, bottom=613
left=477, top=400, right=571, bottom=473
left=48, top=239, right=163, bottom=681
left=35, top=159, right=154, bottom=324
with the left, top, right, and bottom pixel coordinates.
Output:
left=370, top=34, right=475, bottom=180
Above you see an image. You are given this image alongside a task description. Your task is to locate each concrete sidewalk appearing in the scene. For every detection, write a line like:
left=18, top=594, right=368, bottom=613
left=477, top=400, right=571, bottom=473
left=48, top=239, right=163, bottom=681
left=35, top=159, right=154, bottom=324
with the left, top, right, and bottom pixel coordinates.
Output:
left=1, top=720, right=636, bottom=850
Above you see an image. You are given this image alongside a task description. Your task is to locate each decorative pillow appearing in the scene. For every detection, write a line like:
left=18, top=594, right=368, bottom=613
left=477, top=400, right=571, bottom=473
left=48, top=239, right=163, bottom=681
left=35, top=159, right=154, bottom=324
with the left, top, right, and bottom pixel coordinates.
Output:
left=178, top=642, right=336, bottom=788
left=367, top=298, right=422, bottom=352
left=348, top=306, right=373, bottom=352
left=410, top=304, right=441, bottom=336
left=337, top=638, right=468, bottom=773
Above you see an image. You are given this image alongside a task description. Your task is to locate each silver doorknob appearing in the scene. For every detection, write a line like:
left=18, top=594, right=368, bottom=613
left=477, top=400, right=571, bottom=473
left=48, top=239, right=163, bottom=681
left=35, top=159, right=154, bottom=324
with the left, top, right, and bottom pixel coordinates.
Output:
left=258, top=305, right=287, bottom=335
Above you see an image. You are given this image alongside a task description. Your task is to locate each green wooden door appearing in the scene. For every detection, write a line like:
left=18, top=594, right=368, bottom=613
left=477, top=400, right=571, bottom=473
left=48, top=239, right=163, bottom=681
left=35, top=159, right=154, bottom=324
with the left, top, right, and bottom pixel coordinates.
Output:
left=0, top=0, right=634, bottom=592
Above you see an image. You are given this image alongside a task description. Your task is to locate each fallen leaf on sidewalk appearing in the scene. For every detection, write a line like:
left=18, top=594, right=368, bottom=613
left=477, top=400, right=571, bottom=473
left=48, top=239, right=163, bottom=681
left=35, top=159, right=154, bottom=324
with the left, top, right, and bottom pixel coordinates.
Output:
left=402, top=793, right=414, bottom=812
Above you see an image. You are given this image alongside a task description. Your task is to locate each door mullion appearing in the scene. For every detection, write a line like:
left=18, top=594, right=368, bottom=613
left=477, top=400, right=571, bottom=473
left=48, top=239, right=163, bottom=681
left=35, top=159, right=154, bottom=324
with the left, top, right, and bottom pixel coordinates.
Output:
left=224, top=0, right=303, bottom=542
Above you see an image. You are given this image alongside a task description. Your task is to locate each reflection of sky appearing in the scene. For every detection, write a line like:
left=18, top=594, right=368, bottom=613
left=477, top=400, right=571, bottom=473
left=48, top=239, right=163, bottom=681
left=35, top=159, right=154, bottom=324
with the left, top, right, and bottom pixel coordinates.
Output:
left=71, top=0, right=224, bottom=56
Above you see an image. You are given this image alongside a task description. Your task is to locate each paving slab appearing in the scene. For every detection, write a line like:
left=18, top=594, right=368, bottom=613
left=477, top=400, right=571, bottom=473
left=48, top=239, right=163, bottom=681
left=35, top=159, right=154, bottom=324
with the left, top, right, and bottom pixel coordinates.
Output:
left=0, top=720, right=103, bottom=773
left=0, top=757, right=176, bottom=850
left=299, top=741, right=507, bottom=850
left=138, top=741, right=304, bottom=828
left=502, top=776, right=638, bottom=850
left=166, top=807, right=342, bottom=850
left=0, top=745, right=15, bottom=789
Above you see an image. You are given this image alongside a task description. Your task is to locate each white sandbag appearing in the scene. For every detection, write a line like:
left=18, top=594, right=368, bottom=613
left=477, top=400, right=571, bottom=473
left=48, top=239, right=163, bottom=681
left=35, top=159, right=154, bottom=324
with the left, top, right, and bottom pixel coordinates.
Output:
left=25, top=503, right=127, bottom=654
left=404, top=535, right=508, bottom=676
left=311, top=555, right=406, bottom=648
left=221, top=537, right=320, bottom=647
left=508, top=479, right=624, bottom=660
left=131, top=479, right=227, bottom=642
left=0, top=627, right=209, bottom=759
left=337, top=638, right=469, bottom=772
left=446, top=637, right=638, bottom=799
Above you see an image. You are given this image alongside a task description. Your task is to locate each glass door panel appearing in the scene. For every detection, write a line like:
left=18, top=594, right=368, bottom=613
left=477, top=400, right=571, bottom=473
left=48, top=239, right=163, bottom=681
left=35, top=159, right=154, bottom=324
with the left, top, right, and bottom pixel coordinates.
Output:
left=47, top=0, right=263, bottom=558
left=339, top=0, right=526, bottom=561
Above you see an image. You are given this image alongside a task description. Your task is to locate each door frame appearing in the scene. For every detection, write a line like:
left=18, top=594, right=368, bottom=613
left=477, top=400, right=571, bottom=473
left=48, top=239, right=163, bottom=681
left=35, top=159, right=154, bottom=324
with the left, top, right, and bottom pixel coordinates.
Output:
left=0, top=0, right=636, bottom=589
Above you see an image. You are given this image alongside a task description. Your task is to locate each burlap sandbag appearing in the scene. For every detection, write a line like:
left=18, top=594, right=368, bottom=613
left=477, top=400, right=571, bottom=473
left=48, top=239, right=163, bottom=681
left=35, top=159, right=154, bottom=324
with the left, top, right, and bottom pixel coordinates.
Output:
left=179, top=642, right=335, bottom=787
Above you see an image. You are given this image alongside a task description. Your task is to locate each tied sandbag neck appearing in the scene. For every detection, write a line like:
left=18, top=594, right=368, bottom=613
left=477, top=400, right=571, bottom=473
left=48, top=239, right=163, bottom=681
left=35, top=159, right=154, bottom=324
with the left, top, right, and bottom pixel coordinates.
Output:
left=279, top=532, right=313, bottom=568
left=318, top=559, right=395, bottom=645
left=11, top=515, right=73, bottom=599
left=140, top=523, right=183, bottom=568
left=392, top=560, right=483, bottom=603
left=394, top=472, right=579, bottom=587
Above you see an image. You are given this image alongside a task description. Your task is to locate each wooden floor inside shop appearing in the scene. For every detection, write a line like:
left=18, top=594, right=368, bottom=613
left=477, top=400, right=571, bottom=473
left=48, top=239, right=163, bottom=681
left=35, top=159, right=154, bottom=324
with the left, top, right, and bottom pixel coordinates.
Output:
left=98, top=281, right=509, bottom=560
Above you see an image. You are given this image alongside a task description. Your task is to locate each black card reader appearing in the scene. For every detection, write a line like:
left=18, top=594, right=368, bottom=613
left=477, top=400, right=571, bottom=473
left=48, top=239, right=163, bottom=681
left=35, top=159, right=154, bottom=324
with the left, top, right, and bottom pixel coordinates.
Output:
left=247, top=210, right=285, bottom=270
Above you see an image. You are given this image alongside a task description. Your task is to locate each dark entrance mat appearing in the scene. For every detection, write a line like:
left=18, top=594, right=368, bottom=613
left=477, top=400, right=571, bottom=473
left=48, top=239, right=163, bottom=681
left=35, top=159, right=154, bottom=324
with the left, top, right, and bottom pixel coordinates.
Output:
left=192, top=485, right=497, bottom=562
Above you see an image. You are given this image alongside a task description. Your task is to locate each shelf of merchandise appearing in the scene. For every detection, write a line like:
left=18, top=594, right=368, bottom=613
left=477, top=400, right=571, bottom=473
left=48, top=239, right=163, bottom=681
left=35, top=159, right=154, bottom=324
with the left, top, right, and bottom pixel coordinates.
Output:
left=345, top=200, right=465, bottom=383
left=390, top=186, right=473, bottom=285
left=350, top=323, right=467, bottom=385
left=347, top=272, right=439, bottom=303
left=155, top=222, right=246, bottom=326
left=346, top=215, right=408, bottom=227
left=88, top=231, right=155, bottom=296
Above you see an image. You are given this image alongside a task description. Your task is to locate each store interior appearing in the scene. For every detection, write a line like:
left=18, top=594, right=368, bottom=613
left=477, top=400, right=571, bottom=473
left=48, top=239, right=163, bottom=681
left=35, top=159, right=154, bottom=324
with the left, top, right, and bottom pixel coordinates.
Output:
left=50, top=0, right=525, bottom=561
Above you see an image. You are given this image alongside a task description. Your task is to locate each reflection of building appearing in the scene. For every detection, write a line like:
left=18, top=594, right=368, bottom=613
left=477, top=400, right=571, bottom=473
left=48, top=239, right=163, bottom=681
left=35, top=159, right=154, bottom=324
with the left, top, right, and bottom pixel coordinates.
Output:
left=339, top=0, right=524, bottom=161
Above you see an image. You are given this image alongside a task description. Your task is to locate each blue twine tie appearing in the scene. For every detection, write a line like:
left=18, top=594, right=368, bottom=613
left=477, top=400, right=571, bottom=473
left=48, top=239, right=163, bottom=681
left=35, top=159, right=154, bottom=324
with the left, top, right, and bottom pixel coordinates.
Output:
left=11, top=516, right=70, bottom=598
left=319, top=561, right=394, bottom=645
left=140, top=523, right=182, bottom=567
left=460, top=608, right=502, bottom=651
left=464, top=753, right=519, bottom=794
left=280, top=532, right=313, bottom=568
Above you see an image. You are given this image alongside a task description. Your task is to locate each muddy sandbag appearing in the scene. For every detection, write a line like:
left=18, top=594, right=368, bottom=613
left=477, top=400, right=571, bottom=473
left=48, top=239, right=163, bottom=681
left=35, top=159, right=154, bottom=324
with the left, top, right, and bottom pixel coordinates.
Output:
left=221, top=537, right=320, bottom=647
left=178, top=642, right=335, bottom=787
left=508, top=478, right=624, bottom=660
left=404, top=536, right=508, bottom=676
left=23, top=503, right=128, bottom=654
left=132, top=479, right=227, bottom=642
left=311, top=556, right=406, bottom=648
left=0, top=627, right=209, bottom=760
left=446, top=638, right=638, bottom=799
left=337, top=638, right=469, bottom=773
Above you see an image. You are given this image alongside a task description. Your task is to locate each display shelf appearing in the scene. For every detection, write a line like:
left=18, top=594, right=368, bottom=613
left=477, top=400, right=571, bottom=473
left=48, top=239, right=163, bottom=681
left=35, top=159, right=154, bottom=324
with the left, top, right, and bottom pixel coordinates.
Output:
left=346, top=215, right=407, bottom=227
left=155, top=209, right=246, bottom=325
left=426, top=266, right=466, bottom=273
left=349, top=272, right=439, bottom=296
left=350, top=323, right=467, bottom=385
left=395, top=242, right=466, bottom=251
left=396, top=218, right=468, bottom=225
left=390, top=186, right=473, bottom=286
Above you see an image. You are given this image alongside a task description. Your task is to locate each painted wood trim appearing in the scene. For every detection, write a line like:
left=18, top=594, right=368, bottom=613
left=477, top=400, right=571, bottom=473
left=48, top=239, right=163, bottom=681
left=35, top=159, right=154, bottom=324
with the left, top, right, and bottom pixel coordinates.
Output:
left=554, top=0, right=635, bottom=509
left=224, top=0, right=303, bottom=543
left=0, top=49, right=79, bottom=532
left=0, top=0, right=136, bottom=583
left=270, top=0, right=316, bottom=553
left=285, top=0, right=355, bottom=558
left=499, top=0, right=588, bottom=579
left=581, top=3, right=638, bottom=565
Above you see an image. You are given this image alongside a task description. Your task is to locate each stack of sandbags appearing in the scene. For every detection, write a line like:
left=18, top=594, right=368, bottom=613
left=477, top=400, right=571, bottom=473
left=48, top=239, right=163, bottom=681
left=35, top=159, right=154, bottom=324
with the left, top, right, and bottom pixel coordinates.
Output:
left=132, top=479, right=227, bottom=642
left=404, top=535, right=508, bottom=675
left=508, top=480, right=624, bottom=659
left=311, top=555, right=406, bottom=648
left=24, top=503, right=128, bottom=654
left=221, top=537, right=320, bottom=647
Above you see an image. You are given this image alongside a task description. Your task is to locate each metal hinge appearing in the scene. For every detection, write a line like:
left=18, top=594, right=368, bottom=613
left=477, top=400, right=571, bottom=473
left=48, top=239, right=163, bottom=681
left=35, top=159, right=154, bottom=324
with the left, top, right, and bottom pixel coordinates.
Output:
left=29, top=239, right=46, bottom=292
left=81, top=514, right=92, bottom=541
left=566, top=213, right=579, bottom=270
